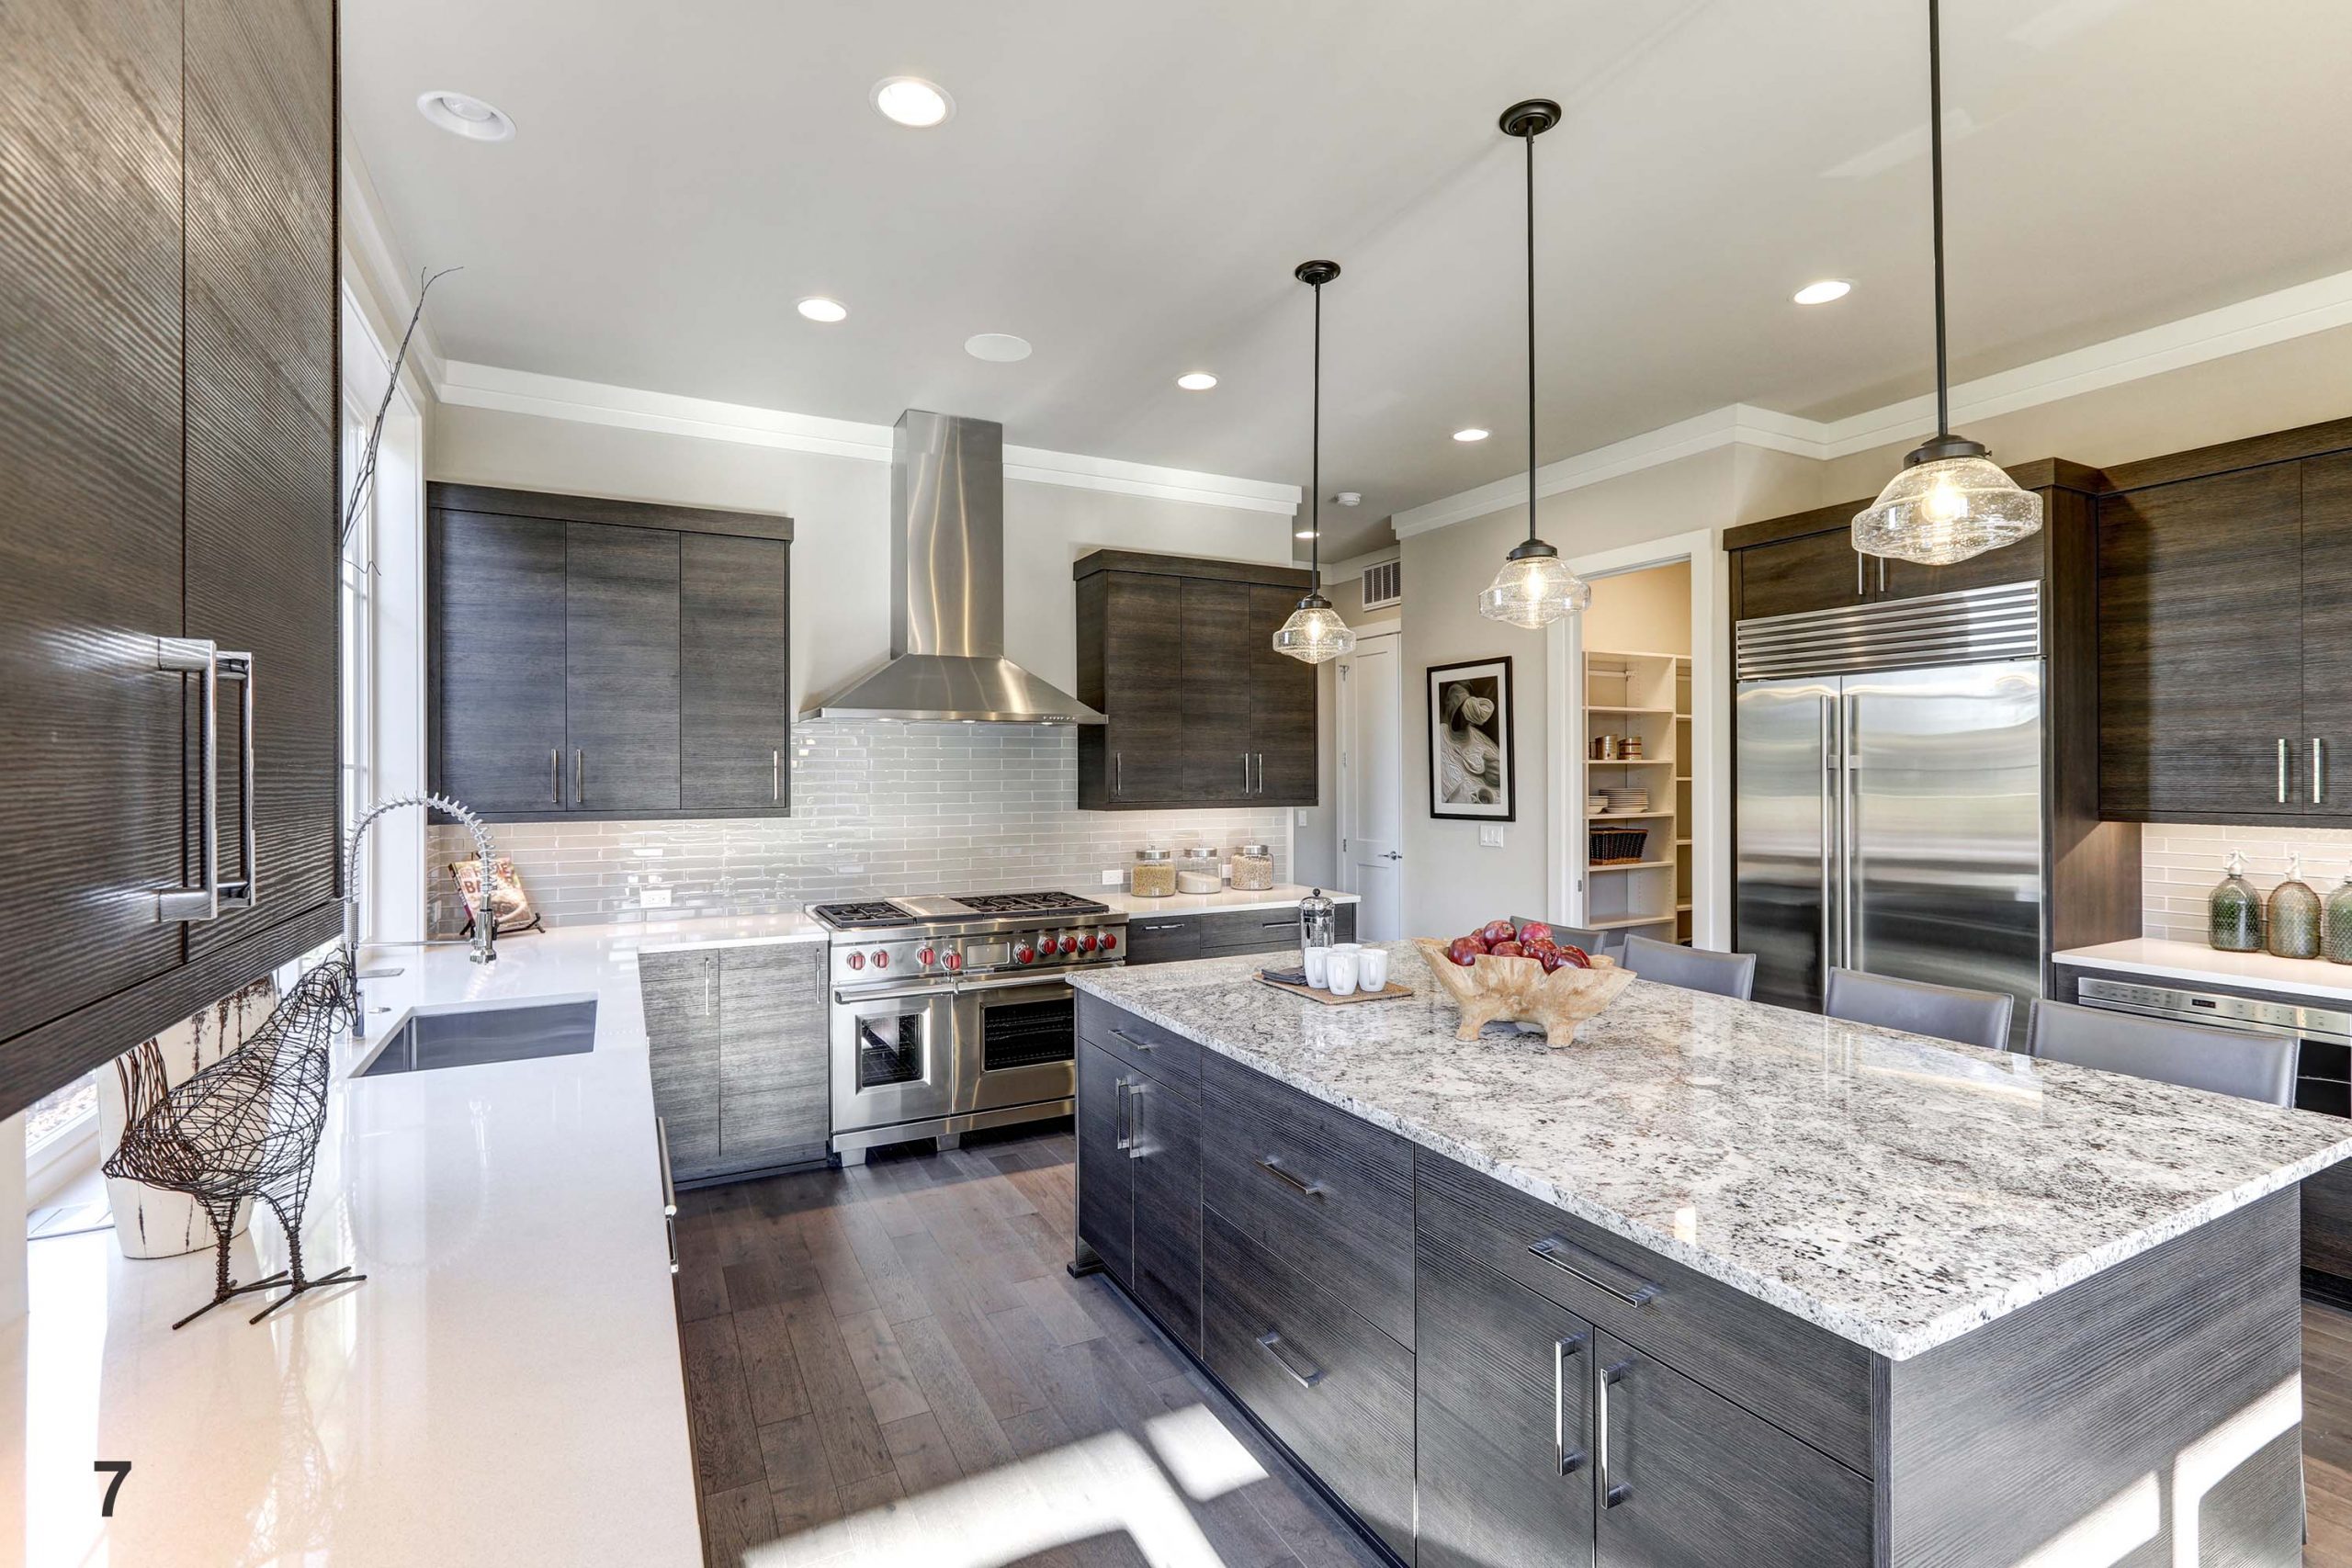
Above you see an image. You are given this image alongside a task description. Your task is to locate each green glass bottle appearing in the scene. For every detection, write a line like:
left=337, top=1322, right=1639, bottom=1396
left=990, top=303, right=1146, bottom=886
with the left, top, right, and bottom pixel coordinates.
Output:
left=2267, top=851, right=2322, bottom=960
left=2327, top=873, right=2352, bottom=966
left=2209, top=851, right=2263, bottom=953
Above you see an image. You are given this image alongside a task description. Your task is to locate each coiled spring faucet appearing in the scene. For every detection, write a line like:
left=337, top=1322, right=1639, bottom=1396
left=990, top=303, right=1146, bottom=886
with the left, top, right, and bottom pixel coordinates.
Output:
left=343, top=793, right=499, bottom=1037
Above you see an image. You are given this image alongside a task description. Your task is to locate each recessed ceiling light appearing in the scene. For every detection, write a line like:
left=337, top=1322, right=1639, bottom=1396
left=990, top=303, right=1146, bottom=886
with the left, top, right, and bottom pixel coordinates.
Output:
left=1453, top=427, right=1489, bottom=443
left=872, top=77, right=954, bottom=128
left=1793, top=278, right=1853, bottom=305
left=1333, top=492, right=1362, bottom=507
left=1176, top=372, right=1218, bottom=391
left=965, top=333, right=1031, bottom=362
left=797, top=297, right=848, bottom=323
left=416, top=90, right=515, bottom=141
left=1294, top=528, right=1318, bottom=540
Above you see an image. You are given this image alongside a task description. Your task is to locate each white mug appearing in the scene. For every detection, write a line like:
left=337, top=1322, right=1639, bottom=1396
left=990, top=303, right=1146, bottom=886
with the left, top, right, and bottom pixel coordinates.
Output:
left=1302, top=946, right=1332, bottom=988
left=1325, top=947, right=1362, bottom=996
left=1358, top=946, right=1390, bottom=993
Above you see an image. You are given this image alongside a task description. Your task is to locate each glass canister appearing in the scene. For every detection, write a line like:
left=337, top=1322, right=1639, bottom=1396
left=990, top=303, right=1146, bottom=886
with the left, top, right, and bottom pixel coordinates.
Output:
left=1231, top=841, right=1275, bottom=892
left=2209, top=851, right=2264, bottom=953
left=2267, top=852, right=2322, bottom=960
left=2327, top=874, right=2352, bottom=965
left=1297, top=887, right=1337, bottom=964
left=1176, top=845, right=1223, bottom=895
left=1130, top=846, right=1175, bottom=898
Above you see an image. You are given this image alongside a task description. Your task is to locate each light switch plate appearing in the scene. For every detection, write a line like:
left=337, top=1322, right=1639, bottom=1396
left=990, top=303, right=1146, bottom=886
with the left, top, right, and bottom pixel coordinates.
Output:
left=1479, top=826, right=1505, bottom=849
left=640, top=886, right=673, bottom=908
left=1101, top=869, right=1121, bottom=886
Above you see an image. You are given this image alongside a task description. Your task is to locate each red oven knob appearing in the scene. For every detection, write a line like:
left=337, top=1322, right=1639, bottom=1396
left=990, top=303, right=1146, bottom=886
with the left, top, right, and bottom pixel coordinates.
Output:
left=1058, top=935, right=1079, bottom=954
left=1100, top=931, right=1118, bottom=953
left=1014, top=942, right=1037, bottom=965
left=1080, top=932, right=1098, bottom=952
left=871, top=950, right=889, bottom=969
left=846, top=951, right=865, bottom=971
left=944, top=952, right=962, bottom=972
left=917, top=946, right=936, bottom=967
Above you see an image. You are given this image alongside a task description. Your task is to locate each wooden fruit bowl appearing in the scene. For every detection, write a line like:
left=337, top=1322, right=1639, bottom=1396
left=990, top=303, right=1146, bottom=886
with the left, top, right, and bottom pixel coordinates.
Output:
left=1412, top=939, right=1637, bottom=1045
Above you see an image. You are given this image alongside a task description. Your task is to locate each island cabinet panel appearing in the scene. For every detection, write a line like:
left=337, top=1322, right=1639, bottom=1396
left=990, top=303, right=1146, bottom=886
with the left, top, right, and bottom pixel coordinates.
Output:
left=1202, top=1209, right=1416, bottom=1562
left=1591, top=1331, right=1871, bottom=1568
left=1416, top=1232, right=1598, bottom=1568
left=1075, top=1036, right=1137, bottom=1288
left=1119, top=905, right=1353, bottom=966
left=1200, top=1052, right=1415, bottom=1349
left=643, top=942, right=830, bottom=1184
left=1079, top=992, right=1202, bottom=1085
left=1416, top=1151, right=1872, bottom=1473
left=1126, top=1073, right=1203, bottom=1354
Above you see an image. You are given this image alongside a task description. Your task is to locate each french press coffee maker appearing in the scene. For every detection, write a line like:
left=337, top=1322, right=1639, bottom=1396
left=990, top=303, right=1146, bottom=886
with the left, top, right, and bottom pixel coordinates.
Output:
left=1297, top=887, right=1338, bottom=964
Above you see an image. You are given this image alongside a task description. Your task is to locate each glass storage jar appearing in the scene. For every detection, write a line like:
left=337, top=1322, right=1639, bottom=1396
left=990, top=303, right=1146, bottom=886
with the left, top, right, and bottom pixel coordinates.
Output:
left=1230, top=841, right=1274, bottom=892
left=2327, top=874, right=2352, bottom=966
left=1130, top=846, right=1175, bottom=898
left=2209, top=851, right=2263, bottom=953
left=1176, top=845, right=1223, bottom=895
left=2267, top=852, right=2322, bottom=960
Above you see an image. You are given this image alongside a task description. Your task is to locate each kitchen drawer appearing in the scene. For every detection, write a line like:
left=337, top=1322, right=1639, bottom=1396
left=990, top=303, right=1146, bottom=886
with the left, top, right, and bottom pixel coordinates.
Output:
left=1123, top=915, right=1202, bottom=966
left=1416, top=1151, right=1871, bottom=1473
left=1202, top=1210, right=1414, bottom=1562
left=1078, top=994, right=1202, bottom=1087
left=1192, top=903, right=1354, bottom=958
left=1202, top=1054, right=1414, bottom=1348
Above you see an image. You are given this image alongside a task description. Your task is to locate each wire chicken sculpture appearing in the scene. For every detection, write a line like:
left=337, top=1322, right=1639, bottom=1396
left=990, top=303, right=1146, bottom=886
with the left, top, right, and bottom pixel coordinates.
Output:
left=103, top=953, right=368, bottom=1328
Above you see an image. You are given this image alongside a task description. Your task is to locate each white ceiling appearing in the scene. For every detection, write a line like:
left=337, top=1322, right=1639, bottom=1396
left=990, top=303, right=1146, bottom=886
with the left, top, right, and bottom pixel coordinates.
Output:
left=345, top=0, right=2352, bottom=561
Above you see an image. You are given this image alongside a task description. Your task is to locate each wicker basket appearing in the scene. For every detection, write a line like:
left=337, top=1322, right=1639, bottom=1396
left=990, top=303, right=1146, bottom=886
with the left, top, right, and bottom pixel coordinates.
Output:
left=1589, top=826, right=1649, bottom=865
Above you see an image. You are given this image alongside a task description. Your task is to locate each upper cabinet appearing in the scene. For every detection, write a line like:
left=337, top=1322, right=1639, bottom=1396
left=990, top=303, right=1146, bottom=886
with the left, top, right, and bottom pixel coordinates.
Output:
left=0, top=0, right=340, bottom=1116
left=426, top=486, right=793, bottom=821
left=1726, top=492, right=2049, bottom=624
left=1073, top=551, right=1319, bottom=809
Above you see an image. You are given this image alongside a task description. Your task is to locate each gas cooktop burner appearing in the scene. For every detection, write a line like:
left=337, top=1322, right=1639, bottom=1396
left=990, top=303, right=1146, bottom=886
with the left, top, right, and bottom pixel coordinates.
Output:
left=810, top=899, right=911, bottom=929
left=952, top=891, right=1109, bottom=917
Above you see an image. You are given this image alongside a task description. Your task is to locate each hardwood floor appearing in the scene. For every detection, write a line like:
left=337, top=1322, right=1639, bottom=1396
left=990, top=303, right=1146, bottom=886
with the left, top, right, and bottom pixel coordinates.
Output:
left=677, top=1122, right=2352, bottom=1568
left=672, top=1122, right=1383, bottom=1568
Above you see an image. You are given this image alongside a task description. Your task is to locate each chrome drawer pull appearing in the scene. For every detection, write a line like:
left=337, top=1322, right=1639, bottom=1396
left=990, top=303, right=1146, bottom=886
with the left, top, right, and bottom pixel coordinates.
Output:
left=1111, top=1026, right=1158, bottom=1053
left=1599, top=1358, right=1633, bottom=1507
left=1256, top=1156, right=1329, bottom=1200
left=1555, top=1332, right=1589, bottom=1476
left=216, top=651, right=255, bottom=908
left=1114, top=1078, right=1134, bottom=1151
left=1126, top=1079, right=1146, bottom=1159
left=1530, top=1235, right=1661, bottom=1308
left=156, top=637, right=221, bottom=923
left=1255, top=1329, right=1324, bottom=1390
left=654, top=1115, right=677, bottom=1216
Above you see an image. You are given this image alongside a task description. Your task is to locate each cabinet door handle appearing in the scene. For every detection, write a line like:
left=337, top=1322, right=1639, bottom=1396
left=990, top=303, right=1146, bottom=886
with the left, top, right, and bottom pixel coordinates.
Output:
left=774, top=749, right=781, bottom=803
left=1115, top=750, right=1125, bottom=797
left=1856, top=552, right=1865, bottom=599
left=1530, top=1235, right=1661, bottom=1308
left=1598, top=1358, right=1633, bottom=1507
left=1878, top=557, right=1887, bottom=595
left=1255, top=1155, right=1329, bottom=1200
left=1139, top=922, right=1188, bottom=932
left=1125, top=1079, right=1146, bottom=1158
left=576, top=748, right=585, bottom=806
left=1242, top=752, right=1250, bottom=792
left=1555, top=1332, right=1589, bottom=1476
left=1114, top=1078, right=1133, bottom=1151
left=217, top=651, right=256, bottom=908
left=2279, top=738, right=2290, bottom=805
left=654, top=1115, right=677, bottom=1217
left=1254, top=1329, right=1324, bottom=1390
left=551, top=747, right=561, bottom=804
left=1110, top=1026, right=1158, bottom=1053
left=157, top=637, right=223, bottom=922
left=2316, top=738, right=2326, bottom=805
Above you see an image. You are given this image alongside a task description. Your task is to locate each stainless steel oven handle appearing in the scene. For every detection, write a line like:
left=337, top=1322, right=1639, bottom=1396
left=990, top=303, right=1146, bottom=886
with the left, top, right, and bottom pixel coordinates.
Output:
left=956, top=973, right=1077, bottom=996
left=1820, top=694, right=1835, bottom=977
left=833, top=982, right=957, bottom=1006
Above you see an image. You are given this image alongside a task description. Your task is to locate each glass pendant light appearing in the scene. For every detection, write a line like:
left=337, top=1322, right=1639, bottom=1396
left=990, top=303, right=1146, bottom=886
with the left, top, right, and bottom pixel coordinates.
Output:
left=1273, top=259, right=1357, bottom=665
left=1852, top=0, right=2041, bottom=567
left=1479, top=99, right=1590, bottom=630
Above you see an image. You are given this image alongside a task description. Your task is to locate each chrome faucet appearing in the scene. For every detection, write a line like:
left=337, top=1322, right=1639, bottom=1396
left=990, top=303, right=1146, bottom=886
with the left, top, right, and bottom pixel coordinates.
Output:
left=344, top=792, right=499, bottom=1036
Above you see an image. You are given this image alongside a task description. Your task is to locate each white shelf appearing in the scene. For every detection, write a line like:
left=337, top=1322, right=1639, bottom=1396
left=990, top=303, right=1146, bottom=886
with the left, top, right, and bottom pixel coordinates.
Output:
left=1589, top=860, right=1676, bottom=873
left=1587, top=705, right=1675, bottom=716
left=1586, top=756, right=1674, bottom=766
left=1588, top=913, right=1679, bottom=931
left=1586, top=809, right=1670, bottom=821
left=1676, top=837, right=1692, bottom=846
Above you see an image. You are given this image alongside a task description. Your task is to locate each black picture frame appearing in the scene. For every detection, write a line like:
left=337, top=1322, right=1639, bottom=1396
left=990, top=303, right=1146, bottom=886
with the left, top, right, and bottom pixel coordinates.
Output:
left=1428, top=656, right=1516, bottom=821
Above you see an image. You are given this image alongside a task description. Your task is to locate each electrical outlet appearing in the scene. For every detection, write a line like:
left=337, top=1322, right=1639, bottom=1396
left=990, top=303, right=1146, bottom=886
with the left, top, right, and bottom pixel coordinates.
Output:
left=1101, top=868, right=1121, bottom=886
left=1479, top=825, right=1506, bottom=849
left=640, top=886, right=673, bottom=908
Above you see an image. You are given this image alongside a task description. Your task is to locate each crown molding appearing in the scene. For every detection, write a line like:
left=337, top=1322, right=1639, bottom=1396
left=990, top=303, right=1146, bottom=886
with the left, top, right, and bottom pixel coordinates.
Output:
left=339, top=136, right=447, bottom=398
left=1394, top=265, right=2352, bottom=538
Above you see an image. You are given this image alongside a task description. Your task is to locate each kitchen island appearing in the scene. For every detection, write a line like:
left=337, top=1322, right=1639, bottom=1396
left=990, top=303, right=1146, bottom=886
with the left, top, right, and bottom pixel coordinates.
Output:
left=1069, top=942, right=2352, bottom=1567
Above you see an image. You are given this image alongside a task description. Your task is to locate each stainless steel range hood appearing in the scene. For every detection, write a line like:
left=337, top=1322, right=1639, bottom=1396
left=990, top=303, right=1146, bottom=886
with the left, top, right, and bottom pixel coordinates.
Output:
left=798, top=410, right=1105, bottom=724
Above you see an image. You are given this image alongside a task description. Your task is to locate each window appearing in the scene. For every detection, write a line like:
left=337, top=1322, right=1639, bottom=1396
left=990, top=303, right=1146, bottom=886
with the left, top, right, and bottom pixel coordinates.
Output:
left=340, top=399, right=375, bottom=840
left=26, top=1072, right=96, bottom=1157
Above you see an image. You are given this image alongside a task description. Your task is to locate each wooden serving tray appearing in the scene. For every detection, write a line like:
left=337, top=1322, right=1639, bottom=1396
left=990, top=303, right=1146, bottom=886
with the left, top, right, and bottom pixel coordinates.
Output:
left=1256, top=974, right=1416, bottom=1006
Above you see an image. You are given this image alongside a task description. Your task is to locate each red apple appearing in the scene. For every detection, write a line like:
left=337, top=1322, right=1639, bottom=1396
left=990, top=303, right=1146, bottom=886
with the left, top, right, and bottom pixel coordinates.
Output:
left=1490, top=940, right=1526, bottom=958
left=1480, top=919, right=1517, bottom=946
left=1458, top=932, right=1489, bottom=955
left=1517, top=920, right=1554, bottom=946
left=1446, top=937, right=1481, bottom=967
left=1558, top=944, right=1591, bottom=969
left=1537, top=947, right=1568, bottom=973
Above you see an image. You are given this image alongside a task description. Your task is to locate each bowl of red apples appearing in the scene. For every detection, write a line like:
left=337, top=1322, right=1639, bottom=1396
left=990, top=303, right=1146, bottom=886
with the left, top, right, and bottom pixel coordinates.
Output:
left=1412, top=919, right=1635, bottom=1046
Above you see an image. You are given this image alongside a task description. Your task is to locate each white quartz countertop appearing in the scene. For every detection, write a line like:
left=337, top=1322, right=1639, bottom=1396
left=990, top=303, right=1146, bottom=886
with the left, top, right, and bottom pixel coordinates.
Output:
left=2055, top=937, right=2352, bottom=1004
left=1070, top=943, right=2352, bottom=1360
left=633, top=909, right=830, bottom=953
left=1098, top=884, right=1357, bottom=917
left=6, top=923, right=704, bottom=1567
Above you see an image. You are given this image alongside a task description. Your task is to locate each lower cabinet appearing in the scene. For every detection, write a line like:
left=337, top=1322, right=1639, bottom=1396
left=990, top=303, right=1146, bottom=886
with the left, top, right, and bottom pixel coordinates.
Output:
left=1076, top=1030, right=1204, bottom=1353
left=641, top=942, right=828, bottom=1183
left=1120, top=903, right=1355, bottom=966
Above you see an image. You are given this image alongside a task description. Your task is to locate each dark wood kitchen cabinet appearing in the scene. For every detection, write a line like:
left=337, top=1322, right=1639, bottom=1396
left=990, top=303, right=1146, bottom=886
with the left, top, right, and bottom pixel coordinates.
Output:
left=0, top=0, right=341, bottom=1118
left=641, top=941, right=827, bottom=1184
left=427, top=485, right=793, bottom=822
left=1076, top=1002, right=1204, bottom=1353
left=1725, top=479, right=2053, bottom=626
left=1120, top=903, right=1354, bottom=966
left=1074, top=550, right=1318, bottom=808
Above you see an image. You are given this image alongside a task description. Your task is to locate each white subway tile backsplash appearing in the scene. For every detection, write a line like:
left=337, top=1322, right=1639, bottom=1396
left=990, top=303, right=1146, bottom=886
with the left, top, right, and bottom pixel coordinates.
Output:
left=2139, top=823, right=2352, bottom=942
left=428, top=722, right=1293, bottom=935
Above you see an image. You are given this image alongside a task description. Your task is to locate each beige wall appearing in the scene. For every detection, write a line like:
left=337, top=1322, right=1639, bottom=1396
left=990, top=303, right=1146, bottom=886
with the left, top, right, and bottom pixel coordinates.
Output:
left=1297, top=556, right=1399, bottom=888
left=1581, top=560, right=1691, bottom=657
left=430, top=403, right=1295, bottom=716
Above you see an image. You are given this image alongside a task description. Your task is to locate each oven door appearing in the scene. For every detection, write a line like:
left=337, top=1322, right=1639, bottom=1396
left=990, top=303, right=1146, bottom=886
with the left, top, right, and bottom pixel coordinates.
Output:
left=955, top=975, right=1079, bottom=1115
left=832, top=983, right=957, bottom=1134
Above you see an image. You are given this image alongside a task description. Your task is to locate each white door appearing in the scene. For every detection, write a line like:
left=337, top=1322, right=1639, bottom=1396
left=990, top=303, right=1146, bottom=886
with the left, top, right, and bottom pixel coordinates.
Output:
left=1339, top=632, right=1404, bottom=940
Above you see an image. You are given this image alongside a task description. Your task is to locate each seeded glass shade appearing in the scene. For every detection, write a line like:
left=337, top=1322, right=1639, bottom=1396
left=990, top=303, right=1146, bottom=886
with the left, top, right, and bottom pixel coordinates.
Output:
left=1851, top=453, right=2042, bottom=567
left=1273, top=596, right=1356, bottom=664
left=1478, top=547, right=1592, bottom=630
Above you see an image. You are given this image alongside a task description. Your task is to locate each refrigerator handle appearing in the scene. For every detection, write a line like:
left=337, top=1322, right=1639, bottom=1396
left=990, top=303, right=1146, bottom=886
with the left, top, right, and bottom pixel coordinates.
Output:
left=1820, top=695, right=1837, bottom=981
left=1841, top=693, right=1860, bottom=975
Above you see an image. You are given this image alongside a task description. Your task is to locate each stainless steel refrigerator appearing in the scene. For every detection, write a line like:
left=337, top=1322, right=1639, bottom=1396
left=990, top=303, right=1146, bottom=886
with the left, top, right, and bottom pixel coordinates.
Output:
left=1734, top=583, right=2044, bottom=1045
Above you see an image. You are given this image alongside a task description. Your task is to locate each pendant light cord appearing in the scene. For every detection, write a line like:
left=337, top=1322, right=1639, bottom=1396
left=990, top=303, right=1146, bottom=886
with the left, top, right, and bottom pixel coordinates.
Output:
left=1523, top=120, right=1538, bottom=547
left=1311, top=277, right=1322, bottom=594
left=1928, top=0, right=1951, bottom=440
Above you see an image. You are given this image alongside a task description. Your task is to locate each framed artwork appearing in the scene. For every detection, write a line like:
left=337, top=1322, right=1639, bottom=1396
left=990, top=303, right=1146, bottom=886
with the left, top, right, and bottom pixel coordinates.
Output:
left=1428, top=656, right=1516, bottom=821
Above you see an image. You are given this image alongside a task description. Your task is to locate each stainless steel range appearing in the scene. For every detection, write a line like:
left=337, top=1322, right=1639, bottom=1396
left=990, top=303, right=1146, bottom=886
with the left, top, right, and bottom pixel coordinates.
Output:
left=813, top=890, right=1128, bottom=1163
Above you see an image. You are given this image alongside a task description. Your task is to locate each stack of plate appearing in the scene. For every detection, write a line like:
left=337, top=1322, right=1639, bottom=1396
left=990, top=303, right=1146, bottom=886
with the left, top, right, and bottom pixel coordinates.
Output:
left=1601, top=786, right=1649, bottom=815
left=1584, top=794, right=1607, bottom=816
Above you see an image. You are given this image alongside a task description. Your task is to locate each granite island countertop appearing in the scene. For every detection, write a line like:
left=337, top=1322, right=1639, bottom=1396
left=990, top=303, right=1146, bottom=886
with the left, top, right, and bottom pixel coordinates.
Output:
left=1069, top=942, right=2352, bottom=1359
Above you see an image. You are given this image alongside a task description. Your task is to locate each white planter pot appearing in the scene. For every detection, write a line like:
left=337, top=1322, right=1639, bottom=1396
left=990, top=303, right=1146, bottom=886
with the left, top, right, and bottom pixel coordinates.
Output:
left=98, top=976, right=278, bottom=1259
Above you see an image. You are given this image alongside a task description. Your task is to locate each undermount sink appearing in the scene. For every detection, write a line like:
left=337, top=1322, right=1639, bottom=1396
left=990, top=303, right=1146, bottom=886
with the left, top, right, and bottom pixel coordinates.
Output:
left=356, top=998, right=598, bottom=1077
